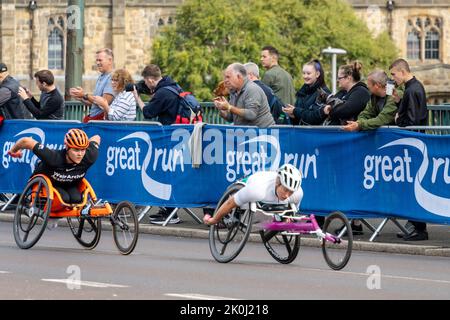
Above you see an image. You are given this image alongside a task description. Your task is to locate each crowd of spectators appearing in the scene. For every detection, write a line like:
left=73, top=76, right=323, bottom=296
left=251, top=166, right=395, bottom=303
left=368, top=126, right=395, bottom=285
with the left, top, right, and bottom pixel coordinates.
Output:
left=0, top=47, right=430, bottom=239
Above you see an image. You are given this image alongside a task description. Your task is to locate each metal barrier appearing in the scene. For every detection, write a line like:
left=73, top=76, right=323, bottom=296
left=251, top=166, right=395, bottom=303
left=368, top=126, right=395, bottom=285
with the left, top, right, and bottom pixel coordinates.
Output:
left=64, top=101, right=450, bottom=127
left=64, top=101, right=228, bottom=124
left=428, top=104, right=450, bottom=127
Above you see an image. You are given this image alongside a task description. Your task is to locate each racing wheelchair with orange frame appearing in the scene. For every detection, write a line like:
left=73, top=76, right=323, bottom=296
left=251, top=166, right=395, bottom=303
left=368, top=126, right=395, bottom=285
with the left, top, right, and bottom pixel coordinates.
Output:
left=13, top=174, right=139, bottom=255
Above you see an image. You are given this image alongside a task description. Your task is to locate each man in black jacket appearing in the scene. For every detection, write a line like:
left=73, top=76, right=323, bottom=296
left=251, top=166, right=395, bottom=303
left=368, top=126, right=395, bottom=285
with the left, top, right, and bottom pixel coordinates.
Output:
left=390, top=59, right=428, bottom=127
left=18, top=69, right=64, bottom=120
left=0, top=63, right=27, bottom=119
left=390, top=58, right=428, bottom=241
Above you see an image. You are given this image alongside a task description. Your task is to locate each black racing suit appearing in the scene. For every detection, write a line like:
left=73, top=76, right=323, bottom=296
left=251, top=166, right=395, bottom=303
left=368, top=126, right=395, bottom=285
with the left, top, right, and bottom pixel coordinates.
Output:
left=32, top=142, right=99, bottom=203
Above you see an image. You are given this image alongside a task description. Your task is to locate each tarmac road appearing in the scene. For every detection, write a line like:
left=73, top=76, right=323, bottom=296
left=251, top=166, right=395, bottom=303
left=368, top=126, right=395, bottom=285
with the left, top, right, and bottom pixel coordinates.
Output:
left=0, top=222, right=449, bottom=300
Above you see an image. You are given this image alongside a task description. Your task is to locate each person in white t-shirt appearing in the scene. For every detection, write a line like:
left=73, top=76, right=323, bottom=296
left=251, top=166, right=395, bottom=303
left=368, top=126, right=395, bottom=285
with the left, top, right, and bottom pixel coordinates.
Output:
left=203, top=164, right=303, bottom=225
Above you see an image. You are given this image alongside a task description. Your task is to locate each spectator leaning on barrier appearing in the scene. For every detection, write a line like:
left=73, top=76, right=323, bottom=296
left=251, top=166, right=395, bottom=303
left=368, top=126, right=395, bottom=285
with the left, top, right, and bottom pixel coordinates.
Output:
left=260, top=46, right=296, bottom=106
left=132, top=64, right=182, bottom=225
left=0, top=62, right=27, bottom=119
left=69, top=48, right=115, bottom=122
left=340, top=69, right=398, bottom=236
left=342, top=69, right=397, bottom=132
left=214, top=63, right=275, bottom=128
left=283, top=59, right=331, bottom=125
left=18, top=70, right=64, bottom=120
left=390, top=58, right=429, bottom=241
left=92, top=69, right=136, bottom=121
left=323, top=61, right=370, bottom=126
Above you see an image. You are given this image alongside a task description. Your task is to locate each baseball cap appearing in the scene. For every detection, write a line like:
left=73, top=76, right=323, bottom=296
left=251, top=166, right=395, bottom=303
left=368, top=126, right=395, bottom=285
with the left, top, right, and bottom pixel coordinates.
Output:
left=0, top=63, right=7, bottom=73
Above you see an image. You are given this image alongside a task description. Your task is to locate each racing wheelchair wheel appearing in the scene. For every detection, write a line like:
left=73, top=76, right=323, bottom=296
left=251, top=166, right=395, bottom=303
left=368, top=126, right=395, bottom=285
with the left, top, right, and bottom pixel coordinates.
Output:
left=67, top=216, right=102, bottom=250
left=260, top=228, right=300, bottom=264
left=208, top=183, right=254, bottom=263
left=13, top=176, right=52, bottom=249
left=111, top=201, right=139, bottom=255
left=321, top=211, right=353, bottom=270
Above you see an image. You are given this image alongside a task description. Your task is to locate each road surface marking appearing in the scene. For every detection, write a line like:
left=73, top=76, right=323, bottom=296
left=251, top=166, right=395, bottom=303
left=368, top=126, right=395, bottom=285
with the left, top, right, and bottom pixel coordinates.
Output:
left=41, top=279, right=129, bottom=288
left=304, top=267, right=450, bottom=285
left=165, top=293, right=239, bottom=300
left=0, top=271, right=11, bottom=274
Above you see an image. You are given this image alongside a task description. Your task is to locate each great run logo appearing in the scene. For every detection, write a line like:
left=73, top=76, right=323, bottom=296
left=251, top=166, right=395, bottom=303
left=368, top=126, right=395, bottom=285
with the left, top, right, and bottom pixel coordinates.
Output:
left=2, top=127, right=63, bottom=172
left=363, top=138, right=450, bottom=217
left=212, top=128, right=317, bottom=182
left=105, top=127, right=319, bottom=199
left=105, top=131, right=181, bottom=200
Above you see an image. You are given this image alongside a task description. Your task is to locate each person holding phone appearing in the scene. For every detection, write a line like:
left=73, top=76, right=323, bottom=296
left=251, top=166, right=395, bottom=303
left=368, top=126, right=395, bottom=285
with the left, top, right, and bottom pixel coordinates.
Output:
left=282, top=59, right=330, bottom=125
left=214, top=63, right=275, bottom=128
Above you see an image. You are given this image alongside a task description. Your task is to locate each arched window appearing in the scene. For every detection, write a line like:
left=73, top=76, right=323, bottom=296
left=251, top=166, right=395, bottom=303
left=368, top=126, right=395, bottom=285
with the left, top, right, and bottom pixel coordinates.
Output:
left=48, top=28, right=64, bottom=70
left=406, top=16, right=442, bottom=62
left=407, top=31, right=421, bottom=60
left=425, top=30, right=439, bottom=60
left=48, top=16, right=66, bottom=70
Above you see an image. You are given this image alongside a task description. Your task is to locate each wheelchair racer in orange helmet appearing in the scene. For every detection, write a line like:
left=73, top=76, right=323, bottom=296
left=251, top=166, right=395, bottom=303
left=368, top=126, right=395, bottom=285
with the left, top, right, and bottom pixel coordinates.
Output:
left=8, top=128, right=101, bottom=203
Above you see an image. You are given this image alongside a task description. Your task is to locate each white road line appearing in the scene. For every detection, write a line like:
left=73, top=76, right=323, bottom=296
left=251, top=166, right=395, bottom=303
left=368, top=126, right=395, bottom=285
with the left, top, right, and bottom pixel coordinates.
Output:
left=0, top=271, right=11, bottom=274
left=165, top=293, right=239, bottom=300
left=41, top=279, right=129, bottom=288
left=303, top=267, right=450, bottom=285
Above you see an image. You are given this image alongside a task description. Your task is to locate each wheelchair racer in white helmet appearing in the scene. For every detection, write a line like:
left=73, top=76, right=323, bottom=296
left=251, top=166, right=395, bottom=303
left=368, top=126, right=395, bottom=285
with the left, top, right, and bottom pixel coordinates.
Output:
left=204, top=164, right=303, bottom=225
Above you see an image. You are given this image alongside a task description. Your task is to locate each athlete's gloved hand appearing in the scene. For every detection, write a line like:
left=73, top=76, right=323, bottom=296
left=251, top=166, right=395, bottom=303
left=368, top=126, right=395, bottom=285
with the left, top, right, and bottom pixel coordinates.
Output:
left=7, top=150, right=23, bottom=158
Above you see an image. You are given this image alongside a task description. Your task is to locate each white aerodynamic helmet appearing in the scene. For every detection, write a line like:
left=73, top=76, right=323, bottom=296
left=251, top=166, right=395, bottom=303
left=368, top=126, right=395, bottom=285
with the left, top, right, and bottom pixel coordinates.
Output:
left=277, top=164, right=302, bottom=192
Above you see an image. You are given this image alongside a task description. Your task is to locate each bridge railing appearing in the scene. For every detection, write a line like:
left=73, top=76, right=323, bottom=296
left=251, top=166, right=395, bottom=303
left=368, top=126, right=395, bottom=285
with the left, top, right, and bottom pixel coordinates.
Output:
left=63, top=101, right=450, bottom=129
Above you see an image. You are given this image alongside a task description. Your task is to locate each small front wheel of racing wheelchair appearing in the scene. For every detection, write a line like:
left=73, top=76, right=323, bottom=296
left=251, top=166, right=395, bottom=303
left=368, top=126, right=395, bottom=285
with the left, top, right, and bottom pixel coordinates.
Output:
left=67, top=216, right=102, bottom=250
left=13, top=176, right=52, bottom=249
left=321, top=211, right=353, bottom=270
left=208, top=183, right=254, bottom=263
left=260, top=227, right=301, bottom=265
left=111, top=201, right=139, bottom=255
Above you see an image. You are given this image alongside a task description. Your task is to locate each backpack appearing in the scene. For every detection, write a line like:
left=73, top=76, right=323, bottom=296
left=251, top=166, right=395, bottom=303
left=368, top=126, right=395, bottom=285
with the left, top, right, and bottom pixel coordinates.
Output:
left=269, top=94, right=291, bottom=125
left=164, top=84, right=203, bottom=124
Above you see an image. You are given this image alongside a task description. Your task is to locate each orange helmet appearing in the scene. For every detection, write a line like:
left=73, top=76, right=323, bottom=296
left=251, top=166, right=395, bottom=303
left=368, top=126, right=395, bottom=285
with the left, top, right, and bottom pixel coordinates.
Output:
left=64, top=128, right=89, bottom=149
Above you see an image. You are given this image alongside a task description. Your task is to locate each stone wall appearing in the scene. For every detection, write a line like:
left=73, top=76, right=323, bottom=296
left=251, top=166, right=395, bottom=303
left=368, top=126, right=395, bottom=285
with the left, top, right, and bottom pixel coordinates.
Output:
left=353, top=6, right=450, bottom=65
left=1, top=0, right=449, bottom=100
left=414, top=65, right=450, bottom=104
left=0, top=1, right=178, bottom=94
left=352, top=3, right=450, bottom=101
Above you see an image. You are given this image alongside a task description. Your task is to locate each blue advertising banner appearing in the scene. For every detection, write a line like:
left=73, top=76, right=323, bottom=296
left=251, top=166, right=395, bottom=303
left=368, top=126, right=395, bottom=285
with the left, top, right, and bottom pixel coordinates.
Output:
left=1, top=120, right=450, bottom=224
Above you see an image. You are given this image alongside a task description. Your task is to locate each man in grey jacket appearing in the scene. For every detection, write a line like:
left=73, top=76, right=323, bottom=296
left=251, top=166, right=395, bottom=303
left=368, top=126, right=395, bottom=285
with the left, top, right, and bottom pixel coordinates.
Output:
left=214, top=63, right=275, bottom=128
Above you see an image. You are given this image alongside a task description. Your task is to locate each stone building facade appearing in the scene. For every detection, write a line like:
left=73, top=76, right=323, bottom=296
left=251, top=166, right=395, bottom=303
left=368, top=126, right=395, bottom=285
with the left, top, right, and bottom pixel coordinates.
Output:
left=0, top=0, right=180, bottom=93
left=0, top=0, right=449, bottom=102
left=349, top=0, right=450, bottom=103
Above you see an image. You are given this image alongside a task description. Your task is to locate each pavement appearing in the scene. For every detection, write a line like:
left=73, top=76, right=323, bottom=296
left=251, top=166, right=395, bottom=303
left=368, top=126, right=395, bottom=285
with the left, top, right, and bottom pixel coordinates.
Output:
left=1, top=206, right=449, bottom=257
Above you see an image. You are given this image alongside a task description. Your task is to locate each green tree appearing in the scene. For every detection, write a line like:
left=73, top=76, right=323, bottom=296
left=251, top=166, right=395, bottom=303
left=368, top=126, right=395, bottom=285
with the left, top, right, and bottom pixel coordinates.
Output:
left=152, top=0, right=398, bottom=100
